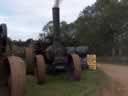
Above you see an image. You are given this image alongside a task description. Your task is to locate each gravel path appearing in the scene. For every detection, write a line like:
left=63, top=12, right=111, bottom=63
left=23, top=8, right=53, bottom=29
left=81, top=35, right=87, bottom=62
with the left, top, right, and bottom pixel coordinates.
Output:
left=98, top=64, right=128, bottom=96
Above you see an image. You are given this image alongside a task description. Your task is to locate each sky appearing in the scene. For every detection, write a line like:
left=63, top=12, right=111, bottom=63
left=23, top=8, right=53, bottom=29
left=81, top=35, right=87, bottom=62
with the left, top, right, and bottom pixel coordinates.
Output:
left=0, top=0, right=96, bottom=40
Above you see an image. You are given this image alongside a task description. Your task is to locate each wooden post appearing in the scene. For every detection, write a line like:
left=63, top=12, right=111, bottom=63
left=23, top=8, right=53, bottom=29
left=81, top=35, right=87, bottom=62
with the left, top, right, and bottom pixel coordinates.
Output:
left=119, top=48, right=122, bottom=56
left=112, top=48, right=115, bottom=57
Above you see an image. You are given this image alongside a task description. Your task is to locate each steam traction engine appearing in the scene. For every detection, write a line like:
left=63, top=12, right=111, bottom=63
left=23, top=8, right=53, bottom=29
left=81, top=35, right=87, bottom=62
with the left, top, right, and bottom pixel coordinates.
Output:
left=26, top=6, right=81, bottom=82
left=0, top=24, right=26, bottom=96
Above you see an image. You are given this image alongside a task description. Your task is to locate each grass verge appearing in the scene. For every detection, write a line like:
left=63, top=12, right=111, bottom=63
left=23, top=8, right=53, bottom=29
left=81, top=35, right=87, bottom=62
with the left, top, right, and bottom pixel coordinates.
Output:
left=25, top=69, right=119, bottom=96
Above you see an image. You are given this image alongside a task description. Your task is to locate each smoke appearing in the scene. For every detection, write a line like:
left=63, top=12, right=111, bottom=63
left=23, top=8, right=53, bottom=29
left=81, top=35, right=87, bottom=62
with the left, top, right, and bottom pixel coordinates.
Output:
left=54, top=0, right=62, bottom=7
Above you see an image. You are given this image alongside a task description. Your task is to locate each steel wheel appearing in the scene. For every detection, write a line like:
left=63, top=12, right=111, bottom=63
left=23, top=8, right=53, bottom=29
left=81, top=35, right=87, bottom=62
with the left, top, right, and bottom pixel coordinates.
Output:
left=69, top=54, right=81, bottom=80
left=25, top=47, right=34, bottom=74
left=35, top=55, right=46, bottom=84
left=8, top=56, right=26, bottom=96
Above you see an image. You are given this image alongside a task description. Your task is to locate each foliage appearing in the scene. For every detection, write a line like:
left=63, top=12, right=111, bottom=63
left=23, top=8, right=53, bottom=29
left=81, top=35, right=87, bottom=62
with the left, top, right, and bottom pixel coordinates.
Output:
left=41, top=0, right=128, bottom=56
left=42, top=21, right=79, bottom=46
left=74, top=0, right=128, bottom=56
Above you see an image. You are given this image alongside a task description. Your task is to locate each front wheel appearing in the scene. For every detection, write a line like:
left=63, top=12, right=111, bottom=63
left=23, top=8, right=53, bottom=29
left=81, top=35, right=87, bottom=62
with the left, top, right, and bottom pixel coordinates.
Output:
left=35, top=55, right=46, bottom=84
left=68, top=54, right=81, bottom=80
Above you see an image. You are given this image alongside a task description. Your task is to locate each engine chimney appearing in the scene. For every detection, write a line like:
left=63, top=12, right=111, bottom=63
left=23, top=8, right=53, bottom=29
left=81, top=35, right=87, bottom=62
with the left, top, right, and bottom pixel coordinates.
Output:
left=52, top=7, right=60, bottom=41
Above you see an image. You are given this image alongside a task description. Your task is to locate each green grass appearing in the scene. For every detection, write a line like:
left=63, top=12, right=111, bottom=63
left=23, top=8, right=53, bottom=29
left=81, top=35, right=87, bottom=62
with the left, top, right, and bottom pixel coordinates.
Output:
left=25, top=70, right=104, bottom=96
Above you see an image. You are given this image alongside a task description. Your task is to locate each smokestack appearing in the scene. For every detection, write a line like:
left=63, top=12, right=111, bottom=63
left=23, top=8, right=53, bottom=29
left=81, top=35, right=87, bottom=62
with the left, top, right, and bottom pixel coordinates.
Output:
left=54, top=0, right=62, bottom=8
left=52, top=6, right=60, bottom=41
left=53, top=0, right=63, bottom=41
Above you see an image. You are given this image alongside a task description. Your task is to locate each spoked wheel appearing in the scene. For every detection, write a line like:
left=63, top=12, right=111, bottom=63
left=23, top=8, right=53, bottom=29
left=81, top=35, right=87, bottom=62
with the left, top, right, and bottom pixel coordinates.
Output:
left=68, top=54, right=81, bottom=80
left=8, top=56, right=26, bottom=96
left=35, top=55, right=46, bottom=84
left=25, top=47, right=34, bottom=74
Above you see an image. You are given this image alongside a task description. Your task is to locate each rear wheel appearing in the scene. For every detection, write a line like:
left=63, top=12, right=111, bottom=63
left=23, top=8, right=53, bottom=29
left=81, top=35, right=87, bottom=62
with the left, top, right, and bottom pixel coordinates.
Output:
left=8, top=56, right=26, bottom=96
left=35, top=55, right=46, bottom=84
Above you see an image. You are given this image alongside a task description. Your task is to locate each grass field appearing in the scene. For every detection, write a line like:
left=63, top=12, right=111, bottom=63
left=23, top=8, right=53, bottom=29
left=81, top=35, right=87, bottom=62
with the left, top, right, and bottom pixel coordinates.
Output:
left=25, top=70, right=106, bottom=96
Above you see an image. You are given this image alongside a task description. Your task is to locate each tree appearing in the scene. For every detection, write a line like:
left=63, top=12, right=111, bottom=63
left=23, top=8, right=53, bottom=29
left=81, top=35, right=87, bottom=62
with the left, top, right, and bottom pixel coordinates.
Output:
left=42, top=21, right=78, bottom=46
left=41, top=0, right=128, bottom=56
left=75, top=0, right=121, bottom=55
left=43, top=21, right=54, bottom=34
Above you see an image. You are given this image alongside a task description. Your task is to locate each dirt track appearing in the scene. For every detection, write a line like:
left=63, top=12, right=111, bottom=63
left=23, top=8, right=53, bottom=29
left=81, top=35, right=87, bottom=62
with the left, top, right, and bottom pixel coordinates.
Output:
left=98, top=64, right=128, bottom=96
